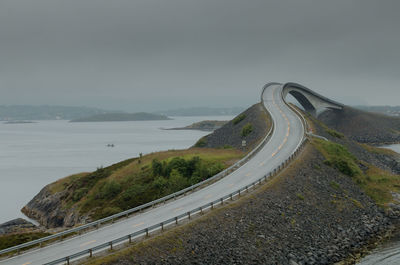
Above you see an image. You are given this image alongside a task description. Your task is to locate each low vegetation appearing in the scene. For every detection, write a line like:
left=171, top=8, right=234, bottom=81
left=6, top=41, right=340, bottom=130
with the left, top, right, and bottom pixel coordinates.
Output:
left=232, top=114, right=246, bottom=125
left=49, top=148, right=243, bottom=220
left=313, top=139, right=400, bottom=207
left=0, top=232, right=51, bottom=252
left=313, top=139, right=361, bottom=177
left=241, top=123, right=253, bottom=137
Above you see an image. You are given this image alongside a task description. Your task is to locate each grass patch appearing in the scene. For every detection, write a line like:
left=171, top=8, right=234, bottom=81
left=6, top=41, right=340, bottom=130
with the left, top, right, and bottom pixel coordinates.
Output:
left=330, top=181, right=341, bottom=191
left=326, top=128, right=344, bottom=139
left=356, top=164, right=400, bottom=207
left=358, top=143, right=398, bottom=156
left=194, top=137, right=207, bottom=148
left=241, top=123, right=253, bottom=137
left=0, top=232, right=51, bottom=251
left=296, top=193, right=305, bottom=200
left=232, top=114, right=246, bottom=125
left=313, top=139, right=362, bottom=177
left=47, top=148, right=243, bottom=221
left=313, top=139, right=400, bottom=207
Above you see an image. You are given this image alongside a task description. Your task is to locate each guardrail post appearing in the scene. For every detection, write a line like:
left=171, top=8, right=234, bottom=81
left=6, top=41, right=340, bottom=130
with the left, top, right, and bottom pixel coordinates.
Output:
left=220, top=198, right=223, bottom=205
left=96, top=223, right=99, bottom=229
left=89, top=249, right=93, bottom=258
left=109, top=242, right=113, bottom=250
left=161, top=222, right=164, bottom=231
left=40, top=242, right=43, bottom=248
left=66, top=257, right=70, bottom=265
left=126, top=213, right=129, bottom=218
left=246, top=185, right=249, bottom=193
left=200, top=206, right=203, bottom=214
left=211, top=202, right=214, bottom=209
left=188, top=212, right=191, bottom=220
left=230, top=194, right=233, bottom=201
left=129, top=234, right=132, bottom=243
left=145, top=228, right=149, bottom=237
left=175, top=217, right=178, bottom=225
left=238, top=190, right=241, bottom=197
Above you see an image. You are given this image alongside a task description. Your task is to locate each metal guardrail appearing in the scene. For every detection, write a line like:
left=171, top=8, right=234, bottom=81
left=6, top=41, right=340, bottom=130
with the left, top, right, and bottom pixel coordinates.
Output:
left=0, top=83, right=279, bottom=258
left=42, top=83, right=310, bottom=265
left=44, top=138, right=309, bottom=265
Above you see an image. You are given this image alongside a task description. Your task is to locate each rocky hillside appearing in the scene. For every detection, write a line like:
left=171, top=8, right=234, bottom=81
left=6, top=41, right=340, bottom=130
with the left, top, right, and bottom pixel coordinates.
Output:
left=194, top=103, right=271, bottom=151
left=318, top=106, right=400, bottom=144
left=86, top=122, right=400, bottom=265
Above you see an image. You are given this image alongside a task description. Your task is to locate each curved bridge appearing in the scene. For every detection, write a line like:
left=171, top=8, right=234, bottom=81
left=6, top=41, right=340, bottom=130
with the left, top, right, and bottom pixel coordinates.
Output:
left=282, top=82, right=343, bottom=116
left=1, top=82, right=338, bottom=265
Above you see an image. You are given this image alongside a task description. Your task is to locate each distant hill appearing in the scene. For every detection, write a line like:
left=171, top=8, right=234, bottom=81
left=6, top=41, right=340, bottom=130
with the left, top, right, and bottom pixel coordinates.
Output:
left=165, top=120, right=228, bottom=131
left=155, top=107, right=244, bottom=116
left=0, top=105, right=116, bottom=121
left=355, top=105, right=400, bottom=117
left=70, top=112, right=171, bottom=122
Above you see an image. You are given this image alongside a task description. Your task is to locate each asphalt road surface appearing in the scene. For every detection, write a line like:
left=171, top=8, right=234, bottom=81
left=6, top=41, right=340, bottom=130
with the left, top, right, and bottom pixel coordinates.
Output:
left=1, top=83, right=305, bottom=265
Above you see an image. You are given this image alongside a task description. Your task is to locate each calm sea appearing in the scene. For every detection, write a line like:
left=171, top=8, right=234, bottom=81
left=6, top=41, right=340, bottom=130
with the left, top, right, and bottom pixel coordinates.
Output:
left=0, top=116, right=232, bottom=224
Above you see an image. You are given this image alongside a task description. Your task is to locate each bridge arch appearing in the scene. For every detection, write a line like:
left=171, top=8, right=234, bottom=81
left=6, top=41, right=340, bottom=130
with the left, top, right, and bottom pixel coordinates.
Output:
left=282, top=82, right=343, bottom=116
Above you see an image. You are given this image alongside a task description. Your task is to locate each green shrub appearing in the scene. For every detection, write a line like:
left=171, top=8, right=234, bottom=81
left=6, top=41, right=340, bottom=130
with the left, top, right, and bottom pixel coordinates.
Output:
left=241, top=123, right=253, bottom=137
left=326, top=128, right=344, bottom=139
left=194, top=137, right=207, bottom=147
left=314, top=140, right=361, bottom=177
left=72, top=187, right=88, bottom=202
left=233, top=114, right=246, bottom=125
left=329, top=181, right=341, bottom=190
left=0, top=232, right=51, bottom=251
left=99, top=181, right=122, bottom=199
left=99, top=207, right=122, bottom=219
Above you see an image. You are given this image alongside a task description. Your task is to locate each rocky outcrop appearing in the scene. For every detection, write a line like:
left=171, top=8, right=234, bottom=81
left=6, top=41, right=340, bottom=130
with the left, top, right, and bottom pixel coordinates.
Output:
left=21, top=186, right=90, bottom=228
left=0, top=218, right=38, bottom=235
left=195, top=103, right=271, bottom=151
left=318, top=106, right=400, bottom=144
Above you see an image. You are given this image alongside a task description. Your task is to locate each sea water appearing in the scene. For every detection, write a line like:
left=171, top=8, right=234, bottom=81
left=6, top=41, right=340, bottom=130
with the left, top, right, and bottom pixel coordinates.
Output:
left=0, top=116, right=232, bottom=224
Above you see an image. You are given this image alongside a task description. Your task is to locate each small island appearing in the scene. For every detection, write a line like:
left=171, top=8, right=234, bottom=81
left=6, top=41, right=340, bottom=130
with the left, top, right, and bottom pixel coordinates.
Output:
left=166, top=120, right=228, bottom=131
left=4, top=120, right=36, bottom=124
left=70, top=112, right=171, bottom=122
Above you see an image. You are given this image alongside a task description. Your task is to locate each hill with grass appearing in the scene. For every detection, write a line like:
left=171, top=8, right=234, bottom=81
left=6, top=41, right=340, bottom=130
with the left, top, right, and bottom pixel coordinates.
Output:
left=21, top=148, right=243, bottom=228
left=194, top=103, right=271, bottom=151
left=70, top=112, right=171, bottom=122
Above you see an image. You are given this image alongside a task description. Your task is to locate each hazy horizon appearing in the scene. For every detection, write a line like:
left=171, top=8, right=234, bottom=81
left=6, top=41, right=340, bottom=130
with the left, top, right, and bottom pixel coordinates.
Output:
left=1, top=0, right=399, bottom=111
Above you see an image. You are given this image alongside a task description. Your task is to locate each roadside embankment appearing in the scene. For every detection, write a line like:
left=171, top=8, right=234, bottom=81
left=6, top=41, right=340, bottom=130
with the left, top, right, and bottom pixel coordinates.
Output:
left=83, top=108, right=400, bottom=265
left=194, top=103, right=271, bottom=151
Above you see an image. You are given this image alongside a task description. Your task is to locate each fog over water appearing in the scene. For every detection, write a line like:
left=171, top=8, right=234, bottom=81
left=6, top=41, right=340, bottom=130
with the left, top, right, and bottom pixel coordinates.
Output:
left=0, top=117, right=231, bottom=224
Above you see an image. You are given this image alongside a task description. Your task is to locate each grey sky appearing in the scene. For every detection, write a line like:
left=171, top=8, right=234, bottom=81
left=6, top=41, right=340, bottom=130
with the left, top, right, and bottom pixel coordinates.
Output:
left=1, top=0, right=399, bottom=111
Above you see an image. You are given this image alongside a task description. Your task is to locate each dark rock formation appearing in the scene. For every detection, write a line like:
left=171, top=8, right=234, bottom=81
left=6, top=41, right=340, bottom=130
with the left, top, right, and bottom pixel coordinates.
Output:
left=21, top=186, right=90, bottom=228
left=195, top=103, right=271, bottom=151
left=318, top=106, right=400, bottom=144
left=0, top=218, right=38, bottom=235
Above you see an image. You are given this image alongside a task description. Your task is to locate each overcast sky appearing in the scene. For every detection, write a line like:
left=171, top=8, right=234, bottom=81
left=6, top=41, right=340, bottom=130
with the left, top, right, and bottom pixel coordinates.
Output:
left=0, top=0, right=399, bottom=111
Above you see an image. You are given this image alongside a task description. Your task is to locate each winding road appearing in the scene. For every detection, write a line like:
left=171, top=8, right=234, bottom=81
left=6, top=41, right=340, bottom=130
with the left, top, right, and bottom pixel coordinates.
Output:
left=1, top=83, right=306, bottom=265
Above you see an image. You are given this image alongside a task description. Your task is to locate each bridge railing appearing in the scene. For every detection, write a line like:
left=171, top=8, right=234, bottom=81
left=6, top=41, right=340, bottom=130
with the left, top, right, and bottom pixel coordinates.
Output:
left=0, top=84, right=279, bottom=258
left=43, top=138, right=309, bottom=265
